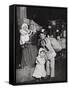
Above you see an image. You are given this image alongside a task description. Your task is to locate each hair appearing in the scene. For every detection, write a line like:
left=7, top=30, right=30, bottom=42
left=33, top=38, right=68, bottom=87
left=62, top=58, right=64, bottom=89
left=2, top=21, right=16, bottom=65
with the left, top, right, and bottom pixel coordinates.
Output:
left=40, top=32, right=46, bottom=38
left=40, top=50, right=46, bottom=54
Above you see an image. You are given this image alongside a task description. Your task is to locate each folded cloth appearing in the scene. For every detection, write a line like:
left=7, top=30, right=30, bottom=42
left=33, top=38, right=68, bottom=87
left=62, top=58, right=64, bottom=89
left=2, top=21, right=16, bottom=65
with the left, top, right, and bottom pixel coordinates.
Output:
left=57, top=38, right=66, bottom=49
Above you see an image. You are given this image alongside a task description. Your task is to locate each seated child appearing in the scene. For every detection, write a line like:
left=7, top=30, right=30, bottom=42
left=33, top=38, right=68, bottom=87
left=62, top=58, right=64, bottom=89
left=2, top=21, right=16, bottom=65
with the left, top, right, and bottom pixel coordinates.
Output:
left=32, top=48, right=47, bottom=79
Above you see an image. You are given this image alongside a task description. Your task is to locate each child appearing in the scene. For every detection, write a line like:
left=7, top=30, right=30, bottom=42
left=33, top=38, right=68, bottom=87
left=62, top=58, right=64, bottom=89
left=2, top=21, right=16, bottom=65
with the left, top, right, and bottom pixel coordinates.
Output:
left=32, top=48, right=47, bottom=79
left=20, top=23, right=32, bottom=45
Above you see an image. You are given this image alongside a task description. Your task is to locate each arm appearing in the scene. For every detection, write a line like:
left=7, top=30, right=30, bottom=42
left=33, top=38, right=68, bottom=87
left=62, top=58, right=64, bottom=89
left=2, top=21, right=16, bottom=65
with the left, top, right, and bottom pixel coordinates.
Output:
left=41, top=40, right=46, bottom=47
left=28, top=30, right=32, bottom=36
left=45, top=54, right=48, bottom=62
left=36, top=57, right=40, bottom=64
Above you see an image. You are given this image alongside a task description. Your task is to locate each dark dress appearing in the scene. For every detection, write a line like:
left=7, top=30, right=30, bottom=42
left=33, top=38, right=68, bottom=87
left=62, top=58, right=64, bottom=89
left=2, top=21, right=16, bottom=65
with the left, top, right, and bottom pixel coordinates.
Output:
left=21, top=33, right=38, bottom=68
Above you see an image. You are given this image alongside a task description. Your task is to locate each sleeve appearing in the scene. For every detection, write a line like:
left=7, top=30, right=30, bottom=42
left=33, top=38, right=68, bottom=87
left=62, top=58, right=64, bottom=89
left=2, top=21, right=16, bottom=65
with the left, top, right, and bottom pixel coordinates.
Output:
left=36, top=56, right=40, bottom=63
left=45, top=54, right=48, bottom=61
left=45, top=38, right=54, bottom=51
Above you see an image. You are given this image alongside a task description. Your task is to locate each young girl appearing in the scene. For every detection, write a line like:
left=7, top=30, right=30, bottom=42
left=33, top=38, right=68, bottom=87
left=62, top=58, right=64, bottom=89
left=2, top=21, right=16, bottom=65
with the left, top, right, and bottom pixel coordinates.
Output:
left=20, top=23, right=32, bottom=45
left=32, top=48, right=47, bottom=79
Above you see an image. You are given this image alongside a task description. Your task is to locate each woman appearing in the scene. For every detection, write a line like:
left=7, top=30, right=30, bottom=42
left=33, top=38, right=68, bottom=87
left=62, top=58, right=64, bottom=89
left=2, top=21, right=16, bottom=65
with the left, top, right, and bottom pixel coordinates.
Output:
left=20, top=23, right=38, bottom=68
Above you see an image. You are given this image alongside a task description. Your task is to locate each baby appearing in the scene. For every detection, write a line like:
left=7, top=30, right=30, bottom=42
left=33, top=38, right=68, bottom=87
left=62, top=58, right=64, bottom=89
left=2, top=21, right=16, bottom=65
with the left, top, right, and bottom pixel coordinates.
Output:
left=32, top=48, right=47, bottom=79
left=20, top=23, right=32, bottom=45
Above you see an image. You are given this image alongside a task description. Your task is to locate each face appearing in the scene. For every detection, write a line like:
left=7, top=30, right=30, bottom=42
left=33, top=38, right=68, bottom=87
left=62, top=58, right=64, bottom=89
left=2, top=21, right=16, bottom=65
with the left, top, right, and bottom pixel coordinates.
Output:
left=30, top=25, right=34, bottom=30
left=57, top=36, right=60, bottom=40
left=40, top=33, right=46, bottom=39
left=30, top=25, right=36, bottom=33
left=50, top=35, right=53, bottom=38
left=40, top=51, right=45, bottom=57
left=23, top=26, right=28, bottom=31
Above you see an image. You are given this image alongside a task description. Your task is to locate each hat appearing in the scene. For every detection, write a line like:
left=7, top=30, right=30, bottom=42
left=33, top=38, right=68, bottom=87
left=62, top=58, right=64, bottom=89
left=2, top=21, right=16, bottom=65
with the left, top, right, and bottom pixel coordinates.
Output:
left=40, top=29, right=46, bottom=35
left=39, top=48, right=47, bottom=55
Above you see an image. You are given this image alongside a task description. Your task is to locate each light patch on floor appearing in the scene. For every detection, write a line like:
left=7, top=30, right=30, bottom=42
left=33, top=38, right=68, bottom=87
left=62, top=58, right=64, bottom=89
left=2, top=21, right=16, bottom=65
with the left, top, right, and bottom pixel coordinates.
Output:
left=16, top=66, right=35, bottom=83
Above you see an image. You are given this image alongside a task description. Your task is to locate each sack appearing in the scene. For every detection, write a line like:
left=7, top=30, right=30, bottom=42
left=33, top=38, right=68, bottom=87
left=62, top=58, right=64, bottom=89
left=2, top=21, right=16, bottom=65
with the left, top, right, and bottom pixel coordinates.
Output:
left=50, top=38, right=62, bottom=52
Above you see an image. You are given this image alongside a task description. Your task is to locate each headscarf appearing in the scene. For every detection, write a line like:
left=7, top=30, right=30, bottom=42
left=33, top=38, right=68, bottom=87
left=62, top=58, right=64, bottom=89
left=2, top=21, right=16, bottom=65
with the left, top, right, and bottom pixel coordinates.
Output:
left=39, top=48, right=47, bottom=55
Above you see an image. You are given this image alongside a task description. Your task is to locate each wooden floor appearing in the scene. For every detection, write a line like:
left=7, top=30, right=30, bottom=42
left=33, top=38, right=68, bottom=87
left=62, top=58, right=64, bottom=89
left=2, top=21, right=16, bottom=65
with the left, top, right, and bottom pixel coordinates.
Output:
left=16, top=53, right=67, bottom=84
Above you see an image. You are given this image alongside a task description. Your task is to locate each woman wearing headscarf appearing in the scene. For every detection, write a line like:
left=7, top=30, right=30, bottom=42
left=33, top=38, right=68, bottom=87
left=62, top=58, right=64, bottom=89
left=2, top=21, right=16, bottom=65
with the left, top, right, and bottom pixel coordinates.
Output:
left=20, top=23, right=38, bottom=68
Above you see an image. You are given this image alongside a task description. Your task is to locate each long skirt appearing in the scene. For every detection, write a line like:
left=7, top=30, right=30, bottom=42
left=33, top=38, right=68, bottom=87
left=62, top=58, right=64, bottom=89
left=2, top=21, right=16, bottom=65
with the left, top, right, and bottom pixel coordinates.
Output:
left=21, top=44, right=37, bottom=68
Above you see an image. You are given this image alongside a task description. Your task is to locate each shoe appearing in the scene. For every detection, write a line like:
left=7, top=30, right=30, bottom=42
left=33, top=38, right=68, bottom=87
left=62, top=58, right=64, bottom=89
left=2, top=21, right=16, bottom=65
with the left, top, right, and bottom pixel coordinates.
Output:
left=46, top=75, right=50, bottom=79
left=36, top=78, right=41, bottom=82
left=41, top=77, right=45, bottom=80
left=49, top=77, right=55, bottom=81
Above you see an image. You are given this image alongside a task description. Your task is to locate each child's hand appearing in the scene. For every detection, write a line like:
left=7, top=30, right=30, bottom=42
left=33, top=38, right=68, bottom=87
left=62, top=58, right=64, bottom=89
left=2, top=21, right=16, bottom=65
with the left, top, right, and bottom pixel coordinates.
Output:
left=36, top=60, right=39, bottom=63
